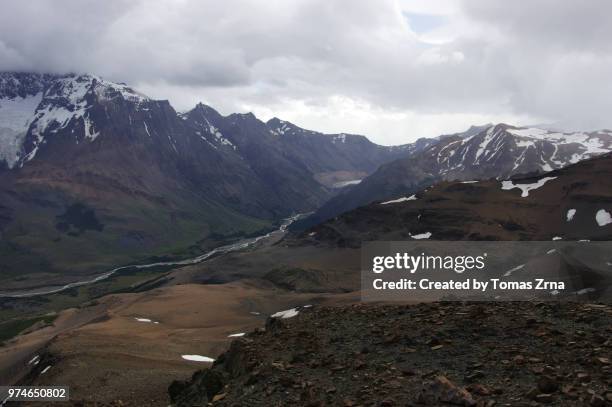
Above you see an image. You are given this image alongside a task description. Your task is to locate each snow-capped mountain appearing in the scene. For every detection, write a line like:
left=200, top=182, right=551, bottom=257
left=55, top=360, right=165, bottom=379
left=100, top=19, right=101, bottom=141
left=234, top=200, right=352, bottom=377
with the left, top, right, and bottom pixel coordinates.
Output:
left=432, top=123, right=612, bottom=178
left=0, top=72, right=151, bottom=168
left=297, top=123, right=612, bottom=229
left=0, top=72, right=412, bottom=178
left=0, top=71, right=414, bottom=286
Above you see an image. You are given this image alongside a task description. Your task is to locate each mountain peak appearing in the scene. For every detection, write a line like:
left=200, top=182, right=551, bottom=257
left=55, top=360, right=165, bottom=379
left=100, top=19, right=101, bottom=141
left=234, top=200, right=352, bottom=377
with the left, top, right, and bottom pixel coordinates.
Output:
left=229, top=111, right=257, bottom=120
left=266, top=117, right=301, bottom=136
left=439, top=123, right=493, bottom=141
left=266, top=117, right=287, bottom=127
left=0, top=72, right=154, bottom=168
left=0, top=71, right=150, bottom=104
left=189, top=102, right=222, bottom=118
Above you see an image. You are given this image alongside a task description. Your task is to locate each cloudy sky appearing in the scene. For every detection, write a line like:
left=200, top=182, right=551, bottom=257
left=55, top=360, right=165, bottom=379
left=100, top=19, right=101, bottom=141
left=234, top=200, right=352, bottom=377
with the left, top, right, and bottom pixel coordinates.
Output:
left=1, top=0, right=610, bottom=145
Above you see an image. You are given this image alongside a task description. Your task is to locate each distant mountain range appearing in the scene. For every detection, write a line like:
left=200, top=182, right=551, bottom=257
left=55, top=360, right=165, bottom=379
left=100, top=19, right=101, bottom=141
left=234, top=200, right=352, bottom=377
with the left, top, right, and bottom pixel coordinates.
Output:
left=2, top=71, right=612, bottom=290
left=0, top=72, right=411, bottom=288
left=300, top=152, right=612, bottom=245
left=297, top=123, right=612, bottom=229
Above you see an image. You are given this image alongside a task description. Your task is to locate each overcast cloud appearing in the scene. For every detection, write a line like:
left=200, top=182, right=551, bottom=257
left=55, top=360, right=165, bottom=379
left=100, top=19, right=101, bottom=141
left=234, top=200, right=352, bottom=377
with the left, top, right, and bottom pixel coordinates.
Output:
left=1, top=0, right=610, bottom=145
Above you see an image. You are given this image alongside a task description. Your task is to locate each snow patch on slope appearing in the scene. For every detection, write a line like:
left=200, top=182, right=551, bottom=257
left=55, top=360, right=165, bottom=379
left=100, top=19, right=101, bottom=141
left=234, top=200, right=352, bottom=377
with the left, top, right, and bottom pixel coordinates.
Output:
left=381, top=195, right=417, bottom=205
left=504, top=264, right=524, bottom=277
left=188, top=111, right=236, bottom=149
left=269, top=120, right=292, bottom=136
left=475, top=126, right=498, bottom=162
left=271, top=308, right=299, bottom=319
left=501, top=177, right=557, bottom=197
left=595, top=209, right=612, bottom=226
left=332, top=179, right=362, bottom=188
left=333, top=133, right=347, bottom=143
left=209, top=124, right=235, bottom=149
left=182, top=355, right=215, bottom=363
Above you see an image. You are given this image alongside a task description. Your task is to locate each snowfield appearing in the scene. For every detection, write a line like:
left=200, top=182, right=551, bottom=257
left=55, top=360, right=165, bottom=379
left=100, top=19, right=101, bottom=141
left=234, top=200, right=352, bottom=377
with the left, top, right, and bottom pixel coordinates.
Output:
left=509, top=127, right=610, bottom=155
left=501, top=177, right=557, bottom=197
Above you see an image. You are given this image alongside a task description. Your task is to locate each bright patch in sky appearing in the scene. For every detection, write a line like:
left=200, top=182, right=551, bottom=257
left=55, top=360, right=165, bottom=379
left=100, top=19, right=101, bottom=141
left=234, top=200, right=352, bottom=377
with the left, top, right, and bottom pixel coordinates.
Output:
left=403, top=13, right=448, bottom=33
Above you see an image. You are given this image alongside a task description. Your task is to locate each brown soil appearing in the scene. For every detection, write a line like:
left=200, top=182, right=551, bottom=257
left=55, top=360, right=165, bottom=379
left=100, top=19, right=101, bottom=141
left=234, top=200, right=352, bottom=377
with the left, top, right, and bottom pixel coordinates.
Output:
left=13, top=281, right=358, bottom=406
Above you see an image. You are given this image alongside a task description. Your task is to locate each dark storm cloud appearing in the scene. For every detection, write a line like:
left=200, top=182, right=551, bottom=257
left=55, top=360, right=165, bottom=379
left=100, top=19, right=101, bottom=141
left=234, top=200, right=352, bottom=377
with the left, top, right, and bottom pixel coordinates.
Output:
left=1, top=0, right=611, bottom=141
left=458, top=0, right=612, bottom=130
left=463, top=0, right=612, bottom=53
left=0, top=0, right=253, bottom=86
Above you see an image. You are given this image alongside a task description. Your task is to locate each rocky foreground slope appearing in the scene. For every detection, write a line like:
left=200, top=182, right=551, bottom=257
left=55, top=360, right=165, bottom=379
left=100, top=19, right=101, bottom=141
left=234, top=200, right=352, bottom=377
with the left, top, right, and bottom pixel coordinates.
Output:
left=170, top=302, right=612, bottom=407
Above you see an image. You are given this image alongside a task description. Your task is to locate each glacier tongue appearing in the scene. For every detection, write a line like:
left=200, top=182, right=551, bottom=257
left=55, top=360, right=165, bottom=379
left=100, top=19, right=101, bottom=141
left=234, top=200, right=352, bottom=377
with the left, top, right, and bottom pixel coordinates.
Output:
left=0, top=92, right=43, bottom=168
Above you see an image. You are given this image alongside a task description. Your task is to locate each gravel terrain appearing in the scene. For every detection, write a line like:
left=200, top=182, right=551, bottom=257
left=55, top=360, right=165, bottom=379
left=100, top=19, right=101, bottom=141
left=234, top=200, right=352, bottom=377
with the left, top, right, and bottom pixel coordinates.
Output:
left=171, top=302, right=612, bottom=406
